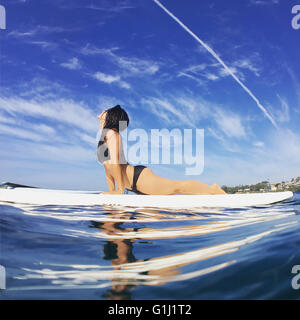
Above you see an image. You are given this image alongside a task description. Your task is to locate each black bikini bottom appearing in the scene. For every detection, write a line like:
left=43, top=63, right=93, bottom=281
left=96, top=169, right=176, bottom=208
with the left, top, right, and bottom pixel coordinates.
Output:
left=126, top=165, right=147, bottom=195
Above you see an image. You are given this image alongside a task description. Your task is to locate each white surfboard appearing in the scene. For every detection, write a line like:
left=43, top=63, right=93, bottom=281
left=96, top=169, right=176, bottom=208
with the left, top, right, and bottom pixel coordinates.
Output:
left=0, top=187, right=293, bottom=209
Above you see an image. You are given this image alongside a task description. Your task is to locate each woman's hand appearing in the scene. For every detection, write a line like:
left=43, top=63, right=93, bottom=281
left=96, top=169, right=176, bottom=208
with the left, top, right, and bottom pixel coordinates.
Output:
left=98, top=111, right=107, bottom=130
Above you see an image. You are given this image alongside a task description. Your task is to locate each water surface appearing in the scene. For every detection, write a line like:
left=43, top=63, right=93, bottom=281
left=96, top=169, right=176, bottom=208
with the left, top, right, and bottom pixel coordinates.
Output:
left=1, top=192, right=300, bottom=299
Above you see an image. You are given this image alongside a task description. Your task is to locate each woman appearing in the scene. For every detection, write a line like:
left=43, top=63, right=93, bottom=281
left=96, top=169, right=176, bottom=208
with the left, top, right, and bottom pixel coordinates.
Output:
left=97, top=105, right=226, bottom=195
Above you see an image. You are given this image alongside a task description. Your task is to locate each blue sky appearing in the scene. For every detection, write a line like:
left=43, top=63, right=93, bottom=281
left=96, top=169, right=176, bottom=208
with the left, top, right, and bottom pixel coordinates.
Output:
left=0, top=0, right=300, bottom=190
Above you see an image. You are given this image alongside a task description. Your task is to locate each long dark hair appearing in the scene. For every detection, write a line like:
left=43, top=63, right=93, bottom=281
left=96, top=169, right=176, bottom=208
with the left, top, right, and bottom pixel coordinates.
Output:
left=98, top=105, right=129, bottom=148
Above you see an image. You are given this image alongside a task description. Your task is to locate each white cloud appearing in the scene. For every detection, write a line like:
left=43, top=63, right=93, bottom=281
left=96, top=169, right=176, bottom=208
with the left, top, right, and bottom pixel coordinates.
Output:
left=28, top=41, right=57, bottom=50
left=176, top=96, right=208, bottom=115
left=81, top=44, right=159, bottom=77
left=0, top=112, right=16, bottom=124
left=93, top=72, right=120, bottom=84
left=119, top=81, right=131, bottom=89
left=84, top=2, right=135, bottom=13
left=80, top=45, right=118, bottom=56
left=184, top=64, right=208, bottom=74
left=276, top=95, right=290, bottom=123
left=181, top=63, right=242, bottom=83
left=152, top=0, right=276, bottom=127
left=182, top=59, right=260, bottom=84
left=0, top=108, right=99, bottom=173
left=213, top=108, right=246, bottom=138
left=142, top=98, right=176, bottom=124
left=205, top=73, right=219, bottom=81
left=60, top=57, right=81, bottom=70
left=7, top=25, right=72, bottom=51
left=13, top=77, right=69, bottom=100
left=95, top=95, right=126, bottom=110
left=36, top=143, right=95, bottom=163
left=269, top=128, right=300, bottom=162
left=0, top=109, right=59, bottom=142
left=0, top=137, right=96, bottom=165
left=232, top=59, right=260, bottom=77
left=142, top=96, right=201, bottom=126
left=8, top=30, right=36, bottom=37
left=218, top=66, right=241, bottom=79
left=80, top=134, right=97, bottom=146
left=116, top=56, right=159, bottom=75
left=267, top=95, right=290, bottom=124
left=0, top=123, right=45, bottom=142
left=207, top=127, right=242, bottom=153
left=0, top=95, right=97, bottom=132
left=0, top=119, right=61, bottom=144
left=8, top=25, right=74, bottom=38
left=141, top=93, right=247, bottom=147
left=205, top=127, right=300, bottom=186
left=286, top=67, right=300, bottom=113
left=177, top=72, right=205, bottom=86
left=93, top=71, right=131, bottom=89
left=253, top=141, right=264, bottom=147
left=249, top=0, right=279, bottom=6
left=33, top=123, right=56, bottom=135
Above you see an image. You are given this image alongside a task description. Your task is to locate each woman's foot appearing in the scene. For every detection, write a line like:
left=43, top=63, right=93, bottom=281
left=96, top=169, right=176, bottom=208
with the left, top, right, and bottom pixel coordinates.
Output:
left=211, top=183, right=226, bottom=194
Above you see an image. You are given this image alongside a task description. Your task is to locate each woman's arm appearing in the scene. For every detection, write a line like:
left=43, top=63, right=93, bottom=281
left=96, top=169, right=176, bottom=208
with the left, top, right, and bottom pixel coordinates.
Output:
left=103, top=130, right=125, bottom=194
left=105, top=170, right=115, bottom=192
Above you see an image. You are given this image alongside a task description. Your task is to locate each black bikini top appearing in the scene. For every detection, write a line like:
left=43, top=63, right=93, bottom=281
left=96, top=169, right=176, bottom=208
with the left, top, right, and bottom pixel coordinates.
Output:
left=97, top=132, right=111, bottom=164
left=97, top=129, right=127, bottom=165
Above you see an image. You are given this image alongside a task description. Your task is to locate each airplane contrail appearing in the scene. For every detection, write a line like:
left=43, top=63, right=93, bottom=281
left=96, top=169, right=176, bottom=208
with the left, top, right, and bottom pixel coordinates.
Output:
left=153, top=0, right=277, bottom=128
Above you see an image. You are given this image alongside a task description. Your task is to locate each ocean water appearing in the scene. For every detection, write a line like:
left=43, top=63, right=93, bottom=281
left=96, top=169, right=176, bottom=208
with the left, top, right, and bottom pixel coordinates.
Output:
left=0, top=192, right=300, bottom=300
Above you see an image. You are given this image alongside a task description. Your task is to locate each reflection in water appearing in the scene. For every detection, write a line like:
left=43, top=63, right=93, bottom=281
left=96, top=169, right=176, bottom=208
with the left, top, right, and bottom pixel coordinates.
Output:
left=6, top=202, right=298, bottom=300
left=91, top=218, right=137, bottom=300
left=92, top=206, right=296, bottom=299
left=91, top=207, right=296, bottom=299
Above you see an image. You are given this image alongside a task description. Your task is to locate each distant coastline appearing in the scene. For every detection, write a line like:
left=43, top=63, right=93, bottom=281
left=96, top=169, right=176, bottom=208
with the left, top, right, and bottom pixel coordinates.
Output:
left=222, top=177, right=300, bottom=194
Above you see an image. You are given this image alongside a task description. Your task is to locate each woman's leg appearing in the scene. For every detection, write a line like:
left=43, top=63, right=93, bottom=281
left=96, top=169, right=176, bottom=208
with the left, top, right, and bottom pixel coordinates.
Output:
left=175, top=180, right=226, bottom=195
left=136, top=168, right=226, bottom=195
